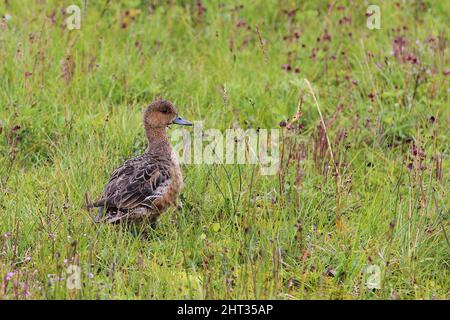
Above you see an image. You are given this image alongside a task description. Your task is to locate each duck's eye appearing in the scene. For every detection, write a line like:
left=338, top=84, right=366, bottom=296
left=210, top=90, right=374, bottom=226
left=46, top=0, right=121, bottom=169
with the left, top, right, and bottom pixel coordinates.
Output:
left=161, top=108, right=170, bottom=114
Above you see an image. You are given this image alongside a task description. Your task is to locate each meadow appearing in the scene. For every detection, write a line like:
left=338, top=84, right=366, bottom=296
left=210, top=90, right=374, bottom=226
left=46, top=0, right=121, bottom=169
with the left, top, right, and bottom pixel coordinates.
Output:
left=0, top=0, right=449, bottom=299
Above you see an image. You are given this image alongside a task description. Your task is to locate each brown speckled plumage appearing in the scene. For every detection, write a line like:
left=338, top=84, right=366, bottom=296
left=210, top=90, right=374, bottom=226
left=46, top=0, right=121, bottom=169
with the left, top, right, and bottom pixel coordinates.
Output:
left=90, top=100, right=192, bottom=227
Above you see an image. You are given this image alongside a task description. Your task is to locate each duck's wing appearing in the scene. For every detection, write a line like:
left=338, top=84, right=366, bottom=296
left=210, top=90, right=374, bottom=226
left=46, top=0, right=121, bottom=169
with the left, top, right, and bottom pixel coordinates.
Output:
left=91, top=155, right=172, bottom=213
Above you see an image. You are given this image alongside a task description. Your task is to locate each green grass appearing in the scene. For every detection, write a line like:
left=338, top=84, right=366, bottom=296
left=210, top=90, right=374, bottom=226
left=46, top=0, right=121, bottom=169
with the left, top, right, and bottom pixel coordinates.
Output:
left=0, top=0, right=449, bottom=299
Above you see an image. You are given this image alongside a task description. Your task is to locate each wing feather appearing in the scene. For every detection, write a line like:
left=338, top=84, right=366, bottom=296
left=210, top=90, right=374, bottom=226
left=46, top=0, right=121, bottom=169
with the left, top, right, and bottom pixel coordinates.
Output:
left=91, top=154, right=172, bottom=214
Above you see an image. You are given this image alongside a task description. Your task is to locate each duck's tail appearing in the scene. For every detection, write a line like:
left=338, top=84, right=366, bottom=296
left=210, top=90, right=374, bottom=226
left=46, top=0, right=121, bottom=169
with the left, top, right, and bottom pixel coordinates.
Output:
left=93, top=206, right=104, bottom=222
left=85, top=194, right=106, bottom=222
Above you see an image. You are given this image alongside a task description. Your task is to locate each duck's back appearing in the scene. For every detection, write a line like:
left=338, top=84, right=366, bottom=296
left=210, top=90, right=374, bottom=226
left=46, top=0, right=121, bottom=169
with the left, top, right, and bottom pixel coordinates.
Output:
left=92, top=152, right=181, bottom=223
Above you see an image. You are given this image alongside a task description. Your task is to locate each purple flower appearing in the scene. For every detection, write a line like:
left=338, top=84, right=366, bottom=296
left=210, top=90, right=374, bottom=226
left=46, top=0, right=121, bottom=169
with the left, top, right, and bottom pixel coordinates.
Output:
left=5, top=272, right=14, bottom=281
left=392, top=36, right=407, bottom=61
left=405, top=53, right=419, bottom=65
left=282, top=64, right=292, bottom=71
left=322, top=30, right=332, bottom=42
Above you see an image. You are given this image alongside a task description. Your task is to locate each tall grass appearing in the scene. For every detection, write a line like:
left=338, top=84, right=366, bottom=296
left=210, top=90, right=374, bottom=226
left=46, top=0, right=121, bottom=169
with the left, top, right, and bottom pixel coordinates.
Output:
left=0, top=0, right=448, bottom=299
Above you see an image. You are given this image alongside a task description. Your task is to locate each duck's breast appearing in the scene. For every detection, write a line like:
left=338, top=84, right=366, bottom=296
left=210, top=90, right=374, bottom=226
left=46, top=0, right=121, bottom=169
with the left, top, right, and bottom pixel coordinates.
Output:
left=152, top=149, right=183, bottom=213
left=169, top=148, right=184, bottom=194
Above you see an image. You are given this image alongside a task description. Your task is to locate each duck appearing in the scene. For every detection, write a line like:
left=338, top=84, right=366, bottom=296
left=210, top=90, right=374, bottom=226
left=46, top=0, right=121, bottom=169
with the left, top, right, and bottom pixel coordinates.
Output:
left=89, top=100, right=192, bottom=229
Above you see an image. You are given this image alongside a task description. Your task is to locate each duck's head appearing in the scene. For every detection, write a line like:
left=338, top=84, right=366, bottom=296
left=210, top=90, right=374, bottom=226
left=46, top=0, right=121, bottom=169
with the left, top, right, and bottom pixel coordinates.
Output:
left=144, top=100, right=193, bottom=129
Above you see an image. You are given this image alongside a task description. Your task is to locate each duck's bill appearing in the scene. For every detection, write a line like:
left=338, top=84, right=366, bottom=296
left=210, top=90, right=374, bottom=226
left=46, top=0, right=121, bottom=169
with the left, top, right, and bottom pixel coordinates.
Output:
left=172, top=116, right=193, bottom=126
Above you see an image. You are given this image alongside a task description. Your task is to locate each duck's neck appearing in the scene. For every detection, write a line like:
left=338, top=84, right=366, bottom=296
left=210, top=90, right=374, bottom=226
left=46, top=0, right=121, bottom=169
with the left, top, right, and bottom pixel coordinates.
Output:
left=145, top=126, right=171, bottom=155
